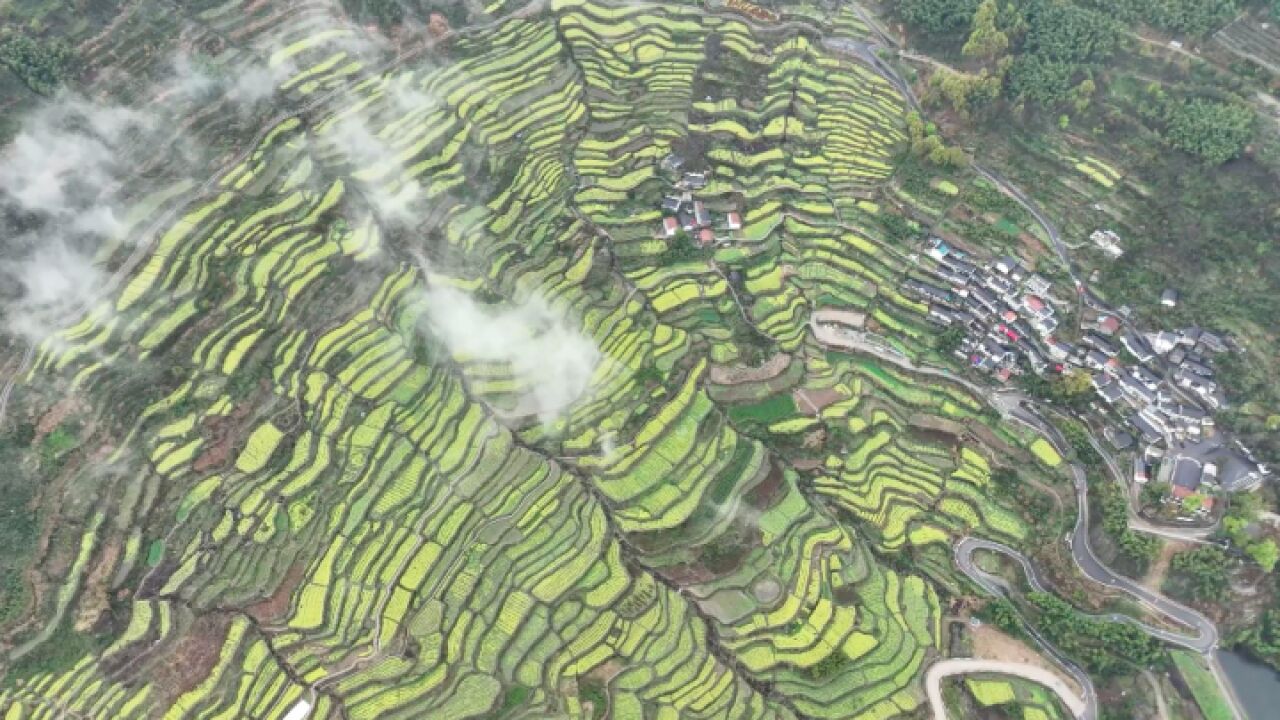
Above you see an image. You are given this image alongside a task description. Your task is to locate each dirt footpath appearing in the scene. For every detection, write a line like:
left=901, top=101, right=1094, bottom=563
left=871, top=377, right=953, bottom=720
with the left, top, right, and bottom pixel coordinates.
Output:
left=970, top=624, right=1084, bottom=699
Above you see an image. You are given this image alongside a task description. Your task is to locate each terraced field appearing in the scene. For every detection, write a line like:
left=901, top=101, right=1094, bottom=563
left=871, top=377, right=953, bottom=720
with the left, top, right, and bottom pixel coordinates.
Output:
left=0, top=0, right=1052, bottom=717
left=960, top=676, right=1068, bottom=720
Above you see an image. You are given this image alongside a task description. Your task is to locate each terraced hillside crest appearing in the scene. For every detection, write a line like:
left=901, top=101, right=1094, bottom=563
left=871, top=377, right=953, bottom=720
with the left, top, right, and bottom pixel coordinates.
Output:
left=0, top=1, right=1062, bottom=718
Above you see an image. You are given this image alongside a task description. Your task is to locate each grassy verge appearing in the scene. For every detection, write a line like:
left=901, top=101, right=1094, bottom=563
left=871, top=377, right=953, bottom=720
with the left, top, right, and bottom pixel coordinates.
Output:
left=1171, top=651, right=1234, bottom=720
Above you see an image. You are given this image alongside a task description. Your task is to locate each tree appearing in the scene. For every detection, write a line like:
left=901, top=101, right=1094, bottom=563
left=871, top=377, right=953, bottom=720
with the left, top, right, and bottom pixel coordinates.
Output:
left=1230, top=491, right=1263, bottom=521
left=1182, top=494, right=1204, bottom=514
left=962, top=0, right=1010, bottom=59
left=1021, top=0, right=1121, bottom=65
left=1070, top=77, right=1097, bottom=113
left=928, top=144, right=968, bottom=167
left=978, top=597, right=1021, bottom=634
left=1058, top=369, right=1092, bottom=395
left=897, top=0, right=982, bottom=34
left=935, top=325, right=966, bottom=355
left=1224, top=515, right=1250, bottom=545
left=1141, top=481, right=1169, bottom=508
left=1006, top=55, right=1077, bottom=107
left=1140, top=0, right=1239, bottom=37
left=1165, top=99, right=1255, bottom=165
left=1168, top=546, right=1230, bottom=601
left=905, top=111, right=969, bottom=167
left=1249, top=539, right=1279, bottom=573
left=929, top=67, right=1002, bottom=119
left=0, top=31, right=77, bottom=96
left=990, top=467, right=1020, bottom=497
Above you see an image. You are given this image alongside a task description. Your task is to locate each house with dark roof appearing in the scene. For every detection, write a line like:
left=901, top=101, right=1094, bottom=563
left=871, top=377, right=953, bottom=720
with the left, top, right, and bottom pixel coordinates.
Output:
left=903, top=279, right=954, bottom=305
left=994, top=256, right=1026, bottom=280
left=1171, top=455, right=1203, bottom=494
left=1083, top=331, right=1118, bottom=356
left=1131, top=366, right=1161, bottom=391
left=1161, top=288, right=1179, bottom=307
left=985, top=273, right=1015, bottom=297
left=681, top=172, right=708, bottom=189
left=928, top=305, right=958, bottom=327
left=1129, top=413, right=1164, bottom=444
left=1094, top=374, right=1123, bottom=403
left=1180, top=358, right=1214, bottom=378
left=970, top=287, right=999, bottom=314
left=1032, top=314, right=1059, bottom=336
left=940, top=255, right=977, bottom=277
left=1044, top=337, right=1074, bottom=362
left=1150, top=330, right=1179, bottom=355
left=1119, top=373, right=1157, bottom=404
left=964, top=294, right=991, bottom=318
left=1121, top=331, right=1154, bottom=362
left=933, top=266, right=971, bottom=287
left=1196, top=330, right=1227, bottom=354
left=1105, top=426, right=1134, bottom=450
left=692, top=200, right=711, bottom=227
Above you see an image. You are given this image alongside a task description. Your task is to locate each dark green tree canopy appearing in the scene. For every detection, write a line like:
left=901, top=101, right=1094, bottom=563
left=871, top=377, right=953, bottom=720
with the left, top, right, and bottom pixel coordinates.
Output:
left=896, top=0, right=982, bottom=34
left=1164, top=98, right=1255, bottom=165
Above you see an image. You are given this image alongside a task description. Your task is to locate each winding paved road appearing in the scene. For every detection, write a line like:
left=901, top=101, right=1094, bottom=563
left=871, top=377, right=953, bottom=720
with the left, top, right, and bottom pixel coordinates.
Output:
left=983, top=397, right=1220, bottom=653
left=925, top=658, right=1088, bottom=720
left=957, top=536, right=1214, bottom=653
left=1083, top=429, right=1217, bottom=543
left=818, top=19, right=1246, bottom=715
left=812, top=318, right=1232, bottom=714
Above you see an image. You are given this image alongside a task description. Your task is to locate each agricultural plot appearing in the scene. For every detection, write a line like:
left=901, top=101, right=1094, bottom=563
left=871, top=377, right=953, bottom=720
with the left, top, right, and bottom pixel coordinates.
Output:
left=809, top=358, right=1027, bottom=552
left=1212, top=16, right=1280, bottom=76
left=958, top=676, right=1067, bottom=720
left=1171, top=651, right=1235, bottom=720
left=0, top=0, right=1044, bottom=717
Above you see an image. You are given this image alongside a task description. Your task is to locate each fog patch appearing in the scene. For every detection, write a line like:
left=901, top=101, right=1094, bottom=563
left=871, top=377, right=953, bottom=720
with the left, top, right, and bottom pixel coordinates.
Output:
left=320, top=74, right=440, bottom=225
left=417, top=283, right=600, bottom=424
left=0, top=95, right=151, bottom=239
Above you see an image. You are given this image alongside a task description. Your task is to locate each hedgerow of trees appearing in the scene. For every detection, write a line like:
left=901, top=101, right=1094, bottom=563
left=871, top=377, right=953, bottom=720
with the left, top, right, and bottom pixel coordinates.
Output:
left=1028, top=592, right=1163, bottom=673
left=1166, top=546, right=1231, bottom=601
left=0, top=30, right=76, bottom=96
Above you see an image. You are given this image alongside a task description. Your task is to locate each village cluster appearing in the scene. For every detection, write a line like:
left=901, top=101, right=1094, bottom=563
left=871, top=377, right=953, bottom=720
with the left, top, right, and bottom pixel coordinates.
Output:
left=904, top=233, right=1267, bottom=521
left=655, top=155, right=742, bottom=247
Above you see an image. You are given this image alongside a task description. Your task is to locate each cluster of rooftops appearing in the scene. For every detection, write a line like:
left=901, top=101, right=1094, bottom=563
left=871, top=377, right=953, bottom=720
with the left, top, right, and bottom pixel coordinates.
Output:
left=906, top=239, right=1062, bottom=380
left=907, top=235, right=1267, bottom=510
left=656, top=156, right=741, bottom=247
